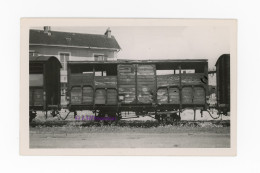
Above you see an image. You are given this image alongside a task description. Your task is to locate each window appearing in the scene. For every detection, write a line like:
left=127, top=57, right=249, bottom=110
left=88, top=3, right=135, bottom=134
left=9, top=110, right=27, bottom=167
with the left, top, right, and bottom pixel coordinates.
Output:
left=59, top=53, right=70, bottom=70
left=94, top=54, right=107, bottom=61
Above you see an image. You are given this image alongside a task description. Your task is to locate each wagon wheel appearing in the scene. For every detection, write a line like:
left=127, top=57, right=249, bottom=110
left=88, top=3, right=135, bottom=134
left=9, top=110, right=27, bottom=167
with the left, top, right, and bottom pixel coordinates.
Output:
left=171, top=113, right=181, bottom=122
left=109, top=112, right=120, bottom=125
left=51, top=110, right=60, bottom=118
left=161, top=114, right=167, bottom=125
left=155, top=113, right=160, bottom=122
left=117, top=112, right=122, bottom=120
left=165, top=115, right=174, bottom=125
left=29, top=111, right=37, bottom=123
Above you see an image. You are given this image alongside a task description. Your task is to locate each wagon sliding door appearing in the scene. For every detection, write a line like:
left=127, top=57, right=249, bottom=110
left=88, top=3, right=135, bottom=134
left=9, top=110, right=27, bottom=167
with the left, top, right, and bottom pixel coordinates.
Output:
left=137, top=64, right=156, bottom=104
left=118, top=64, right=136, bottom=104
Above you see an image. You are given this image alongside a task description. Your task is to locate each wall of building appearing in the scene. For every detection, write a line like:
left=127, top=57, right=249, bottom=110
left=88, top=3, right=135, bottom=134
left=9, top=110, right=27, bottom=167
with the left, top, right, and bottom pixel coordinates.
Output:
left=29, top=45, right=117, bottom=60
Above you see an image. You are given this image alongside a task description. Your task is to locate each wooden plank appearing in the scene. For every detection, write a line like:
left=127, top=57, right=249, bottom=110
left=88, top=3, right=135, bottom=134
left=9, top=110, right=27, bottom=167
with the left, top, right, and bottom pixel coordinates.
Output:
left=29, top=74, right=43, bottom=86
left=118, top=82, right=136, bottom=85
left=157, top=73, right=206, bottom=86
left=29, top=90, right=33, bottom=106
left=137, top=79, right=155, bottom=82
left=119, top=76, right=135, bottom=79
left=118, top=87, right=135, bottom=92
left=118, top=84, right=136, bottom=88
left=95, top=89, right=106, bottom=104
left=169, top=88, right=180, bottom=104
left=70, top=76, right=83, bottom=85
left=137, top=82, right=155, bottom=85
left=107, top=89, right=117, bottom=105
left=193, top=87, right=205, bottom=104
left=137, top=65, right=154, bottom=70
left=137, top=72, right=155, bottom=75
left=32, top=89, right=44, bottom=106
left=71, top=87, right=82, bottom=105
left=157, top=88, right=168, bottom=104
left=137, top=75, right=155, bottom=79
left=138, top=95, right=153, bottom=103
left=119, top=79, right=136, bottom=82
left=182, top=87, right=193, bottom=104
left=82, top=86, right=93, bottom=104
left=94, top=76, right=117, bottom=87
left=119, top=73, right=135, bottom=76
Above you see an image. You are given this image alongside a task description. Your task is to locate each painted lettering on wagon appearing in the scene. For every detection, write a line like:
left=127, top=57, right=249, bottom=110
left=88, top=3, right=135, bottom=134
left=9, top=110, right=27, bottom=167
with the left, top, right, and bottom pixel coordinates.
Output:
left=75, top=115, right=117, bottom=121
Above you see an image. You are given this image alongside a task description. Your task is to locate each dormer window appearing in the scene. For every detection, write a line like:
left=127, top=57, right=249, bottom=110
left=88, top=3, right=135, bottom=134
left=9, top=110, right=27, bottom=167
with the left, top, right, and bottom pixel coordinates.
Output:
left=94, top=54, right=107, bottom=61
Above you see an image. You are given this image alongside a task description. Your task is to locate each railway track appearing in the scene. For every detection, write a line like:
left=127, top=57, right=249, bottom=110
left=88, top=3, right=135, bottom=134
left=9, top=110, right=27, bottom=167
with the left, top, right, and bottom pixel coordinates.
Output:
left=30, top=119, right=230, bottom=128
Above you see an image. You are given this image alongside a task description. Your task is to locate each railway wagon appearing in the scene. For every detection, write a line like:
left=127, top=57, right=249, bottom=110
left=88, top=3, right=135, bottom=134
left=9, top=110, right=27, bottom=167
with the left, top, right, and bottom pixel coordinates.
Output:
left=215, top=54, right=230, bottom=115
left=29, top=56, right=62, bottom=122
left=67, top=59, right=208, bottom=122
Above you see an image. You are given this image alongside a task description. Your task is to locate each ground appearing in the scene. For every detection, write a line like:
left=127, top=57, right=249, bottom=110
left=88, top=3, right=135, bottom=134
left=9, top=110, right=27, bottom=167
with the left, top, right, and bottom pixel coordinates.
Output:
left=30, top=121, right=230, bottom=148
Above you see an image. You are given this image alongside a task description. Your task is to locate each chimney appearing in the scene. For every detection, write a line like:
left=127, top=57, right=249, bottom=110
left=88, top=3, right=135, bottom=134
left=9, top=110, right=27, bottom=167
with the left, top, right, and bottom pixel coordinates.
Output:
left=104, top=27, right=111, bottom=38
left=43, top=26, right=51, bottom=36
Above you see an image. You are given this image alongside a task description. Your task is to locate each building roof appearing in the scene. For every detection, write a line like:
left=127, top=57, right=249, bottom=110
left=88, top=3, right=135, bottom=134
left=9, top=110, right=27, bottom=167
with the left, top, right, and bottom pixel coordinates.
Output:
left=29, top=29, right=121, bottom=50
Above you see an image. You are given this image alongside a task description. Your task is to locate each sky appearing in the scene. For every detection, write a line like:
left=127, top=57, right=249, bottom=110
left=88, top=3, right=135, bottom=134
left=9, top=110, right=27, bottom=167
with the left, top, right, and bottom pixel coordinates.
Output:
left=32, top=26, right=230, bottom=70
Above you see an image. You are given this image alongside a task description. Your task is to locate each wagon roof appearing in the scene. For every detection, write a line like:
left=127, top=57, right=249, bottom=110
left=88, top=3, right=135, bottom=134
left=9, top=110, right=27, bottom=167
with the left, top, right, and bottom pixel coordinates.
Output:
left=68, top=59, right=208, bottom=64
left=29, top=56, right=62, bottom=67
left=215, top=54, right=230, bottom=66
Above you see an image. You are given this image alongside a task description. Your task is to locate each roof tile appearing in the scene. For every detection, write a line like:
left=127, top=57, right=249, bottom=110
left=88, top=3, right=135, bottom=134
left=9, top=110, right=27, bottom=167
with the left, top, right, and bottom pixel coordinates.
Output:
left=29, top=30, right=121, bottom=50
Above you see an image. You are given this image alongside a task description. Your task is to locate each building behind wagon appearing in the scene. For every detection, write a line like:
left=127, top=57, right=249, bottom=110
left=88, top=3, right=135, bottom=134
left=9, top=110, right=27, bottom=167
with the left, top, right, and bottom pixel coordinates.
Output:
left=29, top=27, right=121, bottom=107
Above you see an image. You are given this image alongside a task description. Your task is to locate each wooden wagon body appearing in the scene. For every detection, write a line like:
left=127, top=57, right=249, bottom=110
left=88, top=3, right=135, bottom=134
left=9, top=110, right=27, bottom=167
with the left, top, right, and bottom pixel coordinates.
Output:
left=67, top=59, right=208, bottom=117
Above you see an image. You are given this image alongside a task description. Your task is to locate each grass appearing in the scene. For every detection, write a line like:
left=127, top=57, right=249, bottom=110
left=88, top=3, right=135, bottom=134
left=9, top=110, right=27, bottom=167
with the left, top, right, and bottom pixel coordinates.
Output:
left=30, top=119, right=230, bottom=127
left=30, top=120, right=230, bottom=135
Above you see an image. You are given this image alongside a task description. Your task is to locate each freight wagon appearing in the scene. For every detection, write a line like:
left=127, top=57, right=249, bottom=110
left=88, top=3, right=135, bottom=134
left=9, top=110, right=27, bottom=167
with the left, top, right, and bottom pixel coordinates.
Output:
left=67, top=59, right=209, bottom=122
left=215, top=54, right=230, bottom=115
left=29, top=56, right=62, bottom=122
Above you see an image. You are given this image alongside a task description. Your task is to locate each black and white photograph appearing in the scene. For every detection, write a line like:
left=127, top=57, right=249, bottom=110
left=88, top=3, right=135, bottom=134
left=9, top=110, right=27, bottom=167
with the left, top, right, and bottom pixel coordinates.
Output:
left=4, top=0, right=260, bottom=172
left=20, top=18, right=236, bottom=155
